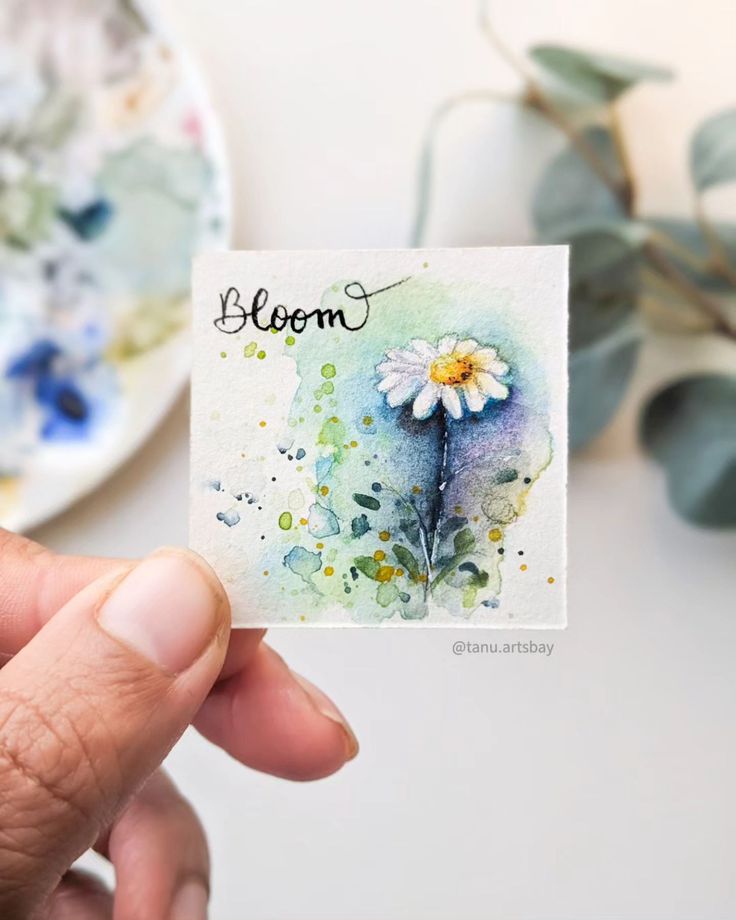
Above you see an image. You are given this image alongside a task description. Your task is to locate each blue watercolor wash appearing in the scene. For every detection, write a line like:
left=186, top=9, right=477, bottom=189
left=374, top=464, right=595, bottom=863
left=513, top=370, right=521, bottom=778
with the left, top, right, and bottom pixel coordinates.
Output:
left=7, top=341, right=93, bottom=442
left=216, top=509, right=241, bottom=527
left=59, top=199, right=114, bottom=241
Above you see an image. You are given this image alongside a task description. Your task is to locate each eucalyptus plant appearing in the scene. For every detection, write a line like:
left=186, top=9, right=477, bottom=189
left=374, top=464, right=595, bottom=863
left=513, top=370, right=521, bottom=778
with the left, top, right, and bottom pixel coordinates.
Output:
left=412, top=4, right=736, bottom=527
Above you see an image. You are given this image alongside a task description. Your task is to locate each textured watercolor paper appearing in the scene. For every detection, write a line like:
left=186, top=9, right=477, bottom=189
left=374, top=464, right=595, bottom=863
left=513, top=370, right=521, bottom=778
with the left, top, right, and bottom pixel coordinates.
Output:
left=190, top=248, right=568, bottom=628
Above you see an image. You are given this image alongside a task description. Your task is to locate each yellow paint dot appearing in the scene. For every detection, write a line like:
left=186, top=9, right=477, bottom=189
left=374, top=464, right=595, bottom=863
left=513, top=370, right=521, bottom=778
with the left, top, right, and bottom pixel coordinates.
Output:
left=299, top=517, right=308, bottom=526
left=488, top=528, right=502, bottom=542
left=330, top=416, right=339, bottom=423
left=320, top=485, right=330, bottom=496
left=363, top=416, right=373, bottom=426
left=316, top=542, right=324, bottom=549
left=324, top=566, right=335, bottom=577
left=411, top=485, right=422, bottom=494
left=263, top=570, right=269, bottom=576
left=417, top=573, right=428, bottom=583
left=379, top=530, right=390, bottom=542
left=376, top=565, right=395, bottom=582
left=473, top=516, right=480, bottom=522
left=299, top=615, right=306, bottom=622
left=547, top=576, right=555, bottom=584
left=454, top=505, right=463, bottom=515
left=396, top=568, right=404, bottom=577
left=220, top=351, right=227, bottom=359
left=350, top=440, right=358, bottom=448
left=373, top=550, right=386, bottom=562
left=259, top=420, right=267, bottom=428
left=520, top=564, right=528, bottom=572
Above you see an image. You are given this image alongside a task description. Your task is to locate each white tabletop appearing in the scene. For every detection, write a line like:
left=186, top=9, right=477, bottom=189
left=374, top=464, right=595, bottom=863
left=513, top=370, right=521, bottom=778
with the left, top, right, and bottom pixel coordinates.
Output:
left=35, top=1, right=736, bottom=916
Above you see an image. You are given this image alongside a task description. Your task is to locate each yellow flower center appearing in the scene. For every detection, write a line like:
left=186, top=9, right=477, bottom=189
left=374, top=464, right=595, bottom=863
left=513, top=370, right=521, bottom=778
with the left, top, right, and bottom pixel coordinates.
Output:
left=429, top=353, right=476, bottom=387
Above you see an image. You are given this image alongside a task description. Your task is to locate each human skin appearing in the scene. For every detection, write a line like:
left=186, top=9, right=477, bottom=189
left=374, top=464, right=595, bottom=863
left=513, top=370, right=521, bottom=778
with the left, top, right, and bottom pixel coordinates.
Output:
left=0, top=529, right=358, bottom=920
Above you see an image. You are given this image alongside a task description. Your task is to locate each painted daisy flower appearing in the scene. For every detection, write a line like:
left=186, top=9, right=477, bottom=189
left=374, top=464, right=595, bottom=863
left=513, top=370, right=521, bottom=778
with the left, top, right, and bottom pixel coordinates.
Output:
left=376, top=336, right=509, bottom=420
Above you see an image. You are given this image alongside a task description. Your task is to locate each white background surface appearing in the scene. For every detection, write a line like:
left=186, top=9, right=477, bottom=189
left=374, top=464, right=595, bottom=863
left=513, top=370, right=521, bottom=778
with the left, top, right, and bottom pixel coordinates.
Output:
left=33, top=1, right=736, bottom=917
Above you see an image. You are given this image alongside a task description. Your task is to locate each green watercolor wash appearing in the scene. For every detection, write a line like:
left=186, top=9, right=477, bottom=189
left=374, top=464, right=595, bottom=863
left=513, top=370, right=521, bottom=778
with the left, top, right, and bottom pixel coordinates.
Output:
left=376, top=582, right=400, bottom=607
left=257, top=350, right=267, bottom=360
left=314, top=405, right=322, bottom=413
left=322, top=381, right=334, bottom=395
left=321, top=363, right=336, bottom=379
left=279, top=512, right=293, bottom=530
left=220, top=351, right=227, bottom=359
left=244, top=342, right=258, bottom=358
left=318, top=415, right=347, bottom=453
left=285, top=335, right=296, bottom=346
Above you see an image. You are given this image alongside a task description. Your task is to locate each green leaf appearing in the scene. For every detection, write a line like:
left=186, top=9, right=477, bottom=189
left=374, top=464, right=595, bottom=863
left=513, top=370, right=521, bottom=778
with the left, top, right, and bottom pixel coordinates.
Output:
left=569, top=244, right=640, bottom=351
left=570, top=321, right=642, bottom=450
left=353, top=556, right=381, bottom=580
left=393, top=545, right=421, bottom=581
left=691, top=108, right=736, bottom=193
left=640, top=374, right=736, bottom=527
left=560, top=219, right=649, bottom=285
left=353, top=493, right=381, bottom=511
left=453, top=527, right=476, bottom=555
left=532, top=127, right=625, bottom=237
left=529, top=44, right=673, bottom=104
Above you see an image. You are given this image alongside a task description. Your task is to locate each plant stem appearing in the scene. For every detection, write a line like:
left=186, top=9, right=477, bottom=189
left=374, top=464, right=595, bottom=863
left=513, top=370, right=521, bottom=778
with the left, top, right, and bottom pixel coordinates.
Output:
left=643, top=241, right=736, bottom=340
left=429, top=409, right=450, bottom=568
left=694, top=197, right=736, bottom=286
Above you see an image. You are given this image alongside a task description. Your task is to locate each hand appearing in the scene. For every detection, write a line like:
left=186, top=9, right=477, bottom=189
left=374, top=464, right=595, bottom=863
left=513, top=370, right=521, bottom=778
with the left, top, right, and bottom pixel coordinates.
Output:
left=0, top=530, right=358, bottom=919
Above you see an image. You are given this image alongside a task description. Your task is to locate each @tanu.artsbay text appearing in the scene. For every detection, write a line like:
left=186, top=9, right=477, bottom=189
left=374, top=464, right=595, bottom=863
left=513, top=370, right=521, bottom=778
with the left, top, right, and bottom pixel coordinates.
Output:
left=452, top=640, right=555, bottom=657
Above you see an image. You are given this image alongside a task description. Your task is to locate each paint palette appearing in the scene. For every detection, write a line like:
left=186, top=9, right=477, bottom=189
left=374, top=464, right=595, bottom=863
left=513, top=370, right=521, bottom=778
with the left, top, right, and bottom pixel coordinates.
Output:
left=191, top=248, right=568, bottom=628
left=0, top=0, right=230, bottom=532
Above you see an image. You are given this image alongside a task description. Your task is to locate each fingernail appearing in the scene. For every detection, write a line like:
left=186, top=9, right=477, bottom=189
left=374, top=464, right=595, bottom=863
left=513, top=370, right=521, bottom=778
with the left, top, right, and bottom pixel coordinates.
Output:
left=293, top=672, right=359, bottom=761
left=98, top=552, right=223, bottom=674
left=170, top=879, right=208, bottom=920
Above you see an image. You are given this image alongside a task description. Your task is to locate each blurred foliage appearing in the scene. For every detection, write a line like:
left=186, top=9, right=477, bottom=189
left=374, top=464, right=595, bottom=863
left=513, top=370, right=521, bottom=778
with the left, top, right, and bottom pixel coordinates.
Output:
left=412, top=5, right=736, bottom=527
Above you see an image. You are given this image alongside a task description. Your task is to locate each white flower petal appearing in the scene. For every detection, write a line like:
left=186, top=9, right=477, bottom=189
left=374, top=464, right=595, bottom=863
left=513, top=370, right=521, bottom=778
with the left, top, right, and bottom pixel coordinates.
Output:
left=441, top=385, right=463, bottom=419
left=412, top=381, right=440, bottom=419
left=408, top=339, right=438, bottom=360
left=386, top=348, right=426, bottom=365
left=474, top=349, right=509, bottom=376
left=386, top=375, right=422, bottom=407
left=476, top=372, right=509, bottom=401
left=454, top=339, right=479, bottom=355
left=377, top=372, right=409, bottom=393
left=437, top=335, right=457, bottom=355
left=377, top=360, right=426, bottom=376
left=463, top=382, right=488, bottom=413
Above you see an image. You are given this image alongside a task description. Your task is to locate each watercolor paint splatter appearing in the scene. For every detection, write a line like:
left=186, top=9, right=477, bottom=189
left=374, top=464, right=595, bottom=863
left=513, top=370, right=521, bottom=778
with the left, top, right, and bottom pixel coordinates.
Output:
left=191, top=249, right=567, bottom=627
left=0, top=0, right=229, bottom=530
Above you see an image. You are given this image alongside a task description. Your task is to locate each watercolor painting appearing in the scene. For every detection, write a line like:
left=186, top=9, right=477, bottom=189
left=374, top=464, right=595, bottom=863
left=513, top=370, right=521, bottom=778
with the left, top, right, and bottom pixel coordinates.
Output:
left=0, top=0, right=229, bottom=531
left=190, top=249, right=567, bottom=627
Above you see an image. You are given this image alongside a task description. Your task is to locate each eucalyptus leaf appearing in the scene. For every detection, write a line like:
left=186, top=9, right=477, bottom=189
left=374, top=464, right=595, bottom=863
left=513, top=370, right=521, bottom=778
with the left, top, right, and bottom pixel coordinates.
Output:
left=532, top=126, right=625, bottom=237
left=640, top=375, right=736, bottom=526
left=557, top=219, right=649, bottom=284
left=690, top=108, right=736, bottom=193
left=569, top=320, right=642, bottom=450
left=530, top=44, right=673, bottom=104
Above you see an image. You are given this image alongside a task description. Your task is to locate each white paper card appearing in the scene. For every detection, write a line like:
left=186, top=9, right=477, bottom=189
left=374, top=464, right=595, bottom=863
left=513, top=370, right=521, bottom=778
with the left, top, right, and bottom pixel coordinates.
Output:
left=191, top=248, right=567, bottom=627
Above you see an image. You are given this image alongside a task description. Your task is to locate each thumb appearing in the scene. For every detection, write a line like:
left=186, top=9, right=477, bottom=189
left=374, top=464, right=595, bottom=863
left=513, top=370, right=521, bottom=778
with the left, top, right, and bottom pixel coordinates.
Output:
left=0, top=548, right=229, bottom=918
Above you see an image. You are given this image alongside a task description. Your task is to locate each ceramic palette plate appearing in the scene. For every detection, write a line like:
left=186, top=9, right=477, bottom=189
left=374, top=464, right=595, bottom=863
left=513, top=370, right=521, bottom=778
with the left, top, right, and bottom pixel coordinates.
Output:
left=0, top=0, right=230, bottom=532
